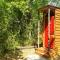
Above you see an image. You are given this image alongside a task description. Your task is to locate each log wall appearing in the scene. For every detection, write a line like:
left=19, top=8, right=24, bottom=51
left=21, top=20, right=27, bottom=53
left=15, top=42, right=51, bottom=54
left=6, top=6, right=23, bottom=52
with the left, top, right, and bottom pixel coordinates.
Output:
left=55, top=9, right=60, bottom=55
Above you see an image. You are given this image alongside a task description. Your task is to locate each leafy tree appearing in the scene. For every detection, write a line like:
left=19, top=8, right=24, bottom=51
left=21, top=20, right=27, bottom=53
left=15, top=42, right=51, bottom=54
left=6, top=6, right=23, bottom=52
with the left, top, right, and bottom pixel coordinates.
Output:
left=0, top=0, right=51, bottom=57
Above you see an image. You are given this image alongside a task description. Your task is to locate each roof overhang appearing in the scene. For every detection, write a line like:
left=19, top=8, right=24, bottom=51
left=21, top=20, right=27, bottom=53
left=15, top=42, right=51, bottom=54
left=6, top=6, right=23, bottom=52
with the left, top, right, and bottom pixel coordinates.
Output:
left=38, top=5, right=60, bottom=12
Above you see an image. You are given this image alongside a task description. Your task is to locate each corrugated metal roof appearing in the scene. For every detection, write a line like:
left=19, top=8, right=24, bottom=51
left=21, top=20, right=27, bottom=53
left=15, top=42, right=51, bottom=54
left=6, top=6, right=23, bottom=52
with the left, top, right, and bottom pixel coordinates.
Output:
left=38, top=0, right=60, bottom=12
left=48, top=0, right=60, bottom=7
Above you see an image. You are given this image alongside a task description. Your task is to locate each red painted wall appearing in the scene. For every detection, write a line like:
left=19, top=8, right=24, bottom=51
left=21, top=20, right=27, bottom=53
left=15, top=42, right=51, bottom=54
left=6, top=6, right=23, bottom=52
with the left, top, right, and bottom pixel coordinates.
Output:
left=44, top=17, right=48, bottom=48
left=50, top=16, right=54, bottom=48
left=44, top=16, right=54, bottom=48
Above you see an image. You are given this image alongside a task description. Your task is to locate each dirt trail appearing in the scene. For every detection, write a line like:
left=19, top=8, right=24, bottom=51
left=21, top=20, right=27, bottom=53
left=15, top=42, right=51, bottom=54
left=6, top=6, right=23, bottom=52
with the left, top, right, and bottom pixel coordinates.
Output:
left=21, top=47, right=35, bottom=58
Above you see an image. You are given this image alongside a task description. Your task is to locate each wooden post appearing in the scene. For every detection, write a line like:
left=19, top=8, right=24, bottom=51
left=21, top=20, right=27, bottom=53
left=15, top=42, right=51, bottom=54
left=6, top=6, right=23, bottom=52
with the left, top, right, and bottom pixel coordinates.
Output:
left=37, top=11, right=40, bottom=48
left=38, top=20, right=40, bottom=48
left=48, top=8, right=50, bottom=50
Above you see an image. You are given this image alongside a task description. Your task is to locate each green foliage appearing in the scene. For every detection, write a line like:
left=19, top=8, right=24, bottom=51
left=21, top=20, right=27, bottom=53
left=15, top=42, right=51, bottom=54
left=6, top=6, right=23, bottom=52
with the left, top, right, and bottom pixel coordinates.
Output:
left=0, top=0, right=49, bottom=57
